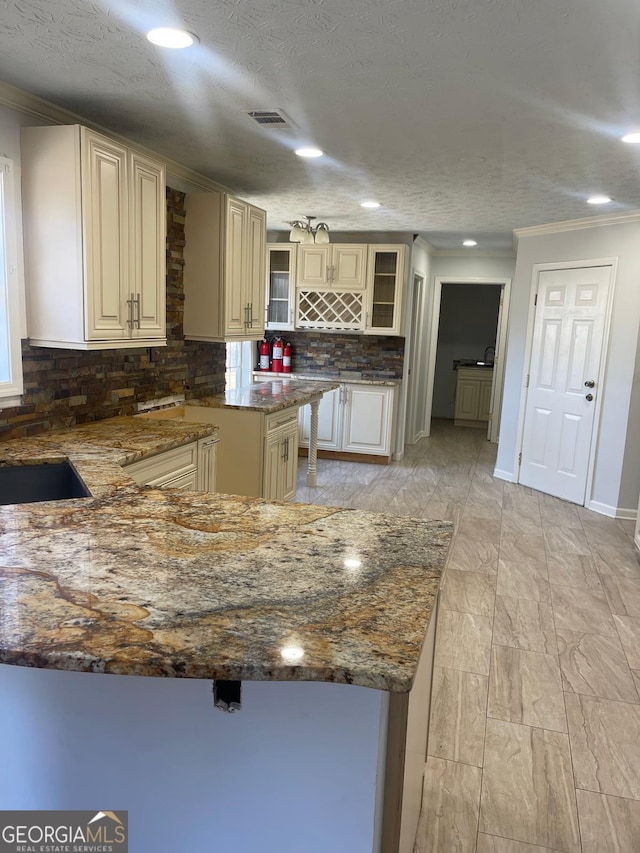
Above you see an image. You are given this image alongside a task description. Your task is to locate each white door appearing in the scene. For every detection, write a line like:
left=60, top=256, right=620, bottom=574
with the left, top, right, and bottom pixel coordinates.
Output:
left=520, top=264, right=613, bottom=503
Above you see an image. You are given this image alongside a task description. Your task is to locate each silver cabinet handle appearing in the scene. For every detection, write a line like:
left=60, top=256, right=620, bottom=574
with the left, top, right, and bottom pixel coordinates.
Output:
left=289, top=308, right=293, bottom=325
left=126, top=292, right=135, bottom=332
left=249, top=302, right=253, bottom=327
left=325, top=266, right=330, bottom=284
left=134, top=293, right=141, bottom=329
left=202, top=437, right=220, bottom=448
left=244, top=305, right=250, bottom=328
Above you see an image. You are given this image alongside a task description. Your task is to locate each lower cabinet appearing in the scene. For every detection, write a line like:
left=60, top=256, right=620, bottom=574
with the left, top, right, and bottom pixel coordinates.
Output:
left=453, top=368, right=494, bottom=428
left=123, top=435, right=218, bottom=492
left=263, top=415, right=299, bottom=501
left=190, top=404, right=300, bottom=500
left=299, top=383, right=395, bottom=459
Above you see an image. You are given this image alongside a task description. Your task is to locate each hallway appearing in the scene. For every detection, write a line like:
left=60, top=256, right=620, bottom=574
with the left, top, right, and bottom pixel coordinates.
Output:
left=295, top=420, right=640, bottom=852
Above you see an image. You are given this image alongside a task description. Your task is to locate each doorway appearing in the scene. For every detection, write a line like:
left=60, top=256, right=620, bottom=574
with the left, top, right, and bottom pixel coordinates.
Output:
left=424, top=277, right=512, bottom=443
left=517, top=261, right=616, bottom=505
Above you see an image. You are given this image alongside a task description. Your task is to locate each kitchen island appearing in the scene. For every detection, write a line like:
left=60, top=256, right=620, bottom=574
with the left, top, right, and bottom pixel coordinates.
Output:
left=0, top=417, right=451, bottom=852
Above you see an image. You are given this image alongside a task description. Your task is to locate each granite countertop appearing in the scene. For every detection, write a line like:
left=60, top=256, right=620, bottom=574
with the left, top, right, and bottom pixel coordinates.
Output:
left=194, top=377, right=340, bottom=413
left=252, top=370, right=402, bottom=387
left=0, top=417, right=452, bottom=693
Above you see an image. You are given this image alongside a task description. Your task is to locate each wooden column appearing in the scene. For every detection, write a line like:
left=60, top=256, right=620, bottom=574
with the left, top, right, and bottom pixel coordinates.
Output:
left=306, top=398, right=320, bottom=487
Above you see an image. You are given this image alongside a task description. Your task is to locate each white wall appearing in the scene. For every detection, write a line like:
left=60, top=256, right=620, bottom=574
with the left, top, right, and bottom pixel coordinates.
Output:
left=495, top=221, right=640, bottom=514
left=431, top=254, right=516, bottom=282
left=401, top=241, right=433, bottom=444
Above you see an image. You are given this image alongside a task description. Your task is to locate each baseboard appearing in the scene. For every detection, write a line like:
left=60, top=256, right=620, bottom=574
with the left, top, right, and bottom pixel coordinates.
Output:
left=587, top=500, right=638, bottom=520
left=298, top=448, right=390, bottom=465
left=635, top=531, right=640, bottom=551
left=493, top=468, right=514, bottom=482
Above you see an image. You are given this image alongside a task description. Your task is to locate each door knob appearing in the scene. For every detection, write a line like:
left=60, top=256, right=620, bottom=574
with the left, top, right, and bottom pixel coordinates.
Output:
left=584, top=380, right=595, bottom=388
left=585, top=393, right=594, bottom=401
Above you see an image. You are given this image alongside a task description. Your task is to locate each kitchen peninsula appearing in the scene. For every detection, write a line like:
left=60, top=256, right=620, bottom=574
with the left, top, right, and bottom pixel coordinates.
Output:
left=0, top=415, right=451, bottom=853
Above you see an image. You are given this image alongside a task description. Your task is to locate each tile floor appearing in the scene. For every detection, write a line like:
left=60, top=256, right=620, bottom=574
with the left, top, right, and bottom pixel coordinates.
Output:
left=294, top=420, right=640, bottom=853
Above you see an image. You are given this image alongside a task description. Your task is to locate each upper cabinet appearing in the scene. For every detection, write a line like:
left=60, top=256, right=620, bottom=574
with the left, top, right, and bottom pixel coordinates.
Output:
left=22, top=125, right=166, bottom=350
left=265, top=244, right=296, bottom=331
left=183, top=191, right=266, bottom=342
left=364, top=245, right=405, bottom=336
left=297, top=244, right=367, bottom=290
left=294, top=243, right=405, bottom=335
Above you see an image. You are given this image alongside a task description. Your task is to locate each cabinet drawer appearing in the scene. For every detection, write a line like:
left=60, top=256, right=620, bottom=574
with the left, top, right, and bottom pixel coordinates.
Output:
left=265, top=409, right=299, bottom=434
left=124, top=442, right=198, bottom=487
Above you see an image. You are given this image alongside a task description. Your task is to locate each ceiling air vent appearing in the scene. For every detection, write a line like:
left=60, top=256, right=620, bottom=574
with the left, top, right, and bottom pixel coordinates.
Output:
left=244, top=109, right=295, bottom=129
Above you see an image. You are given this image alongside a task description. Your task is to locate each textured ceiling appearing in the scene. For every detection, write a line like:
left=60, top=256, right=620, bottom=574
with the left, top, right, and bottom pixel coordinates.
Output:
left=1, top=0, right=640, bottom=244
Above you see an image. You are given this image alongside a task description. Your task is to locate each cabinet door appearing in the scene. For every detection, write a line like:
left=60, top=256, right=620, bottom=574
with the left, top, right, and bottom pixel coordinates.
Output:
left=299, top=387, right=341, bottom=450
left=266, top=245, right=296, bottom=330
left=82, top=129, right=129, bottom=340
left=454, top=378, right=480, bottom=421
left=245, top=205, right=266, bottom=338
left=342, top=385, right=393, bottom=455
left=297, top=246, right=331, bottom=288
left=197, top=435, right=219, bottom=493
left=331, top=245, right=367, bottom=290
left=280, top=421, right=299, bottom=501
left=129, top=152, right=166, bottom=339
left=479, top=379, right=494, bottom=422
left=263, top=430, right=283, bottom=500
left=364, top=246, right=405, bottom=336
left=224, top=196, right=248, bottom=336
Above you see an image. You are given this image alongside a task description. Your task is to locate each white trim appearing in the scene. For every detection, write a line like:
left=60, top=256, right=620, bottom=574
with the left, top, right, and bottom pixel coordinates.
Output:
left=425, top=276, right=511, bottom=441
left=493, top=468, right=514, bottom=482
left=0, top=80, right=225, bottom=194
left=514, top=210, right=640, bottom=239
left=514, top=257, right=618, bottom=507
left=587, top=500, right=638, bottom=521
left=0, top=157, right=24, bottom=400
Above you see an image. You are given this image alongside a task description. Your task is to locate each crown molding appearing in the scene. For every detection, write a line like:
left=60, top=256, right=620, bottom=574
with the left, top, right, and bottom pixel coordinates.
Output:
left=514, top=209, right=640, bottom=238
left=413, top=236, right=437, bottom=253
left=0, top=80, right=227, bottom=194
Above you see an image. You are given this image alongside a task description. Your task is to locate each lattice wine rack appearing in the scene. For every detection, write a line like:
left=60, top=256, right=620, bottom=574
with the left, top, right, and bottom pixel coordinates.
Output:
left=296, top=290, right=364, bottom=331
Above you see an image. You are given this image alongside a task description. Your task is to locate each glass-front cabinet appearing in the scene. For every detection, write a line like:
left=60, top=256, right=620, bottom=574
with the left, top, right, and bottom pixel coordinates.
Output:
left=265, top=244, right=296, bottom=331
left=364, top=245, right=405, bottom=336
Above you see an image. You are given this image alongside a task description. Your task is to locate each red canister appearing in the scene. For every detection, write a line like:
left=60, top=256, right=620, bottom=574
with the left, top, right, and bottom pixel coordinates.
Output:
left=283, top=341, right=292, bottom=373
left=259, top=339, right=270, bottom=371
left=271, top=337, right=284, bottom=373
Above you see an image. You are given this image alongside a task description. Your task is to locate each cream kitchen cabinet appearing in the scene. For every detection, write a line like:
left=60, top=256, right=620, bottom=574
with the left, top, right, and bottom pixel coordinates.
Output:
left=299, top=383, right=395, bottom=459
left=297, top=245, right=367, bottom=290
left=364, top=245, right=405, bottom=336
left=454, top=367, right=494, bottom=427
left=183, top=191, right=266, bottom=342
left=262, top=413, right=299, bottom=501
left=124, top=434, right=219, bottom=492
left=295, top=243, right=405, bottom=335
left=188, top=404, right=300, bottom=500
left=265, top=244, right=296, bottom=330
left=124, top=442, right=200, bottom=490
left=22, top=125, right=166, bottom=349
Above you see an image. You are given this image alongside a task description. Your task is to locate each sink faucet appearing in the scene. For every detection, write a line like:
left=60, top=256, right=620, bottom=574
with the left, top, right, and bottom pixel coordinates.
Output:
left=483, top=346, right=495, bottom=363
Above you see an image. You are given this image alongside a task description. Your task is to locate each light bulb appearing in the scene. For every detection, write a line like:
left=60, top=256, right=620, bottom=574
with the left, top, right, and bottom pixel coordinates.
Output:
left=587, top=195, right=611, bottom=205
left=294, top=147, right=324, bottom=158
left=146, top=28, right=197, bottom=48
left=462, top=239, right=477, bottom=247
left=621, top=132, right=640, bottom=144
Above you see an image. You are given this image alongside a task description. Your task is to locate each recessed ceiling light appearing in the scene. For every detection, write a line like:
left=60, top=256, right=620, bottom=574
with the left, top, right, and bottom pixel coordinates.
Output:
left=587, top=195, right=612, bottom=205
left=360, top=201, right=381, bottom=209
left=294, top=147, right=324, bottom=158
left=146, top=28, right=197, bottom=48
left=621, top=132, right=640, bottom=144
left=462, top=239, right=477, bottom=247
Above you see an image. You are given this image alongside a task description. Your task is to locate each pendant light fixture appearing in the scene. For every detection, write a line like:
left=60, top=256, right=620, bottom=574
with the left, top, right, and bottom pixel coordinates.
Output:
left=288, top=216, right=330, bottom=244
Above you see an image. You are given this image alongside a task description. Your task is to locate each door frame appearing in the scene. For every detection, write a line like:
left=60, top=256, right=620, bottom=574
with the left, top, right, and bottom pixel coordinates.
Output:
left=513, top=257, right=618, bottom=505
left=424, top=276, right=512, bottom=442
left=405, top=271, right=428, bottom=444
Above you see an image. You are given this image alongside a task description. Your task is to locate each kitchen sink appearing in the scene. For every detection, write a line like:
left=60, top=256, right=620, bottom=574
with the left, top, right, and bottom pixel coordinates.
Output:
left=0, top=461, right=91, bottom=505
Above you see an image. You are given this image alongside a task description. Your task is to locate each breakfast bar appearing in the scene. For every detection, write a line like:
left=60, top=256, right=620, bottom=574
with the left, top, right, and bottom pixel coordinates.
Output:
left=0, top=417, right=451, bottom=853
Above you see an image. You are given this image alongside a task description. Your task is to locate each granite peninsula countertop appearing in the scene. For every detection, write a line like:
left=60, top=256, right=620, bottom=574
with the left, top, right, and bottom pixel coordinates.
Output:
left=0, top=416, right=452, bottom=693
left=253, top=370, right=401, bottom=386
left=194, top=377, right=340, bottom=413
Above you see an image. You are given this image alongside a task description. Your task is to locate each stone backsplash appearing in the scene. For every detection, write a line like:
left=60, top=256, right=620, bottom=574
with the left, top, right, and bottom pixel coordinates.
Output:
left=0, top=189, right=226, bottom=440
left=263, top=331, right=405, bottom=380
